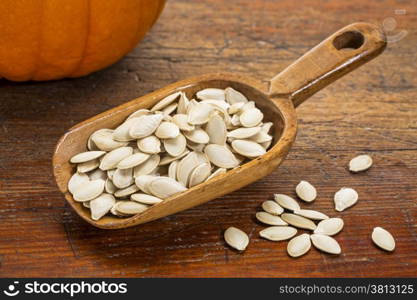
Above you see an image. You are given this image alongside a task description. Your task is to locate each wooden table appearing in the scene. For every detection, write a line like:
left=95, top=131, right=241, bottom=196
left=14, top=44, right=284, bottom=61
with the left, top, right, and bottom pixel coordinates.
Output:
left=0, top=0, right=416, bottom=277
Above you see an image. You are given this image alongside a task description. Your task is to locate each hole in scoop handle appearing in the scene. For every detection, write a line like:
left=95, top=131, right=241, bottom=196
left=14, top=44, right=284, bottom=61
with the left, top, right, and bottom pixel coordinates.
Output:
left=268, top=22, right=386, bottom=107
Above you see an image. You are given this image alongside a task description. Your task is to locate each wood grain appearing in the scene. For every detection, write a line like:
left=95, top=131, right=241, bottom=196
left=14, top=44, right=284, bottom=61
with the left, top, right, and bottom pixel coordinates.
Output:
left=0, top=0, right=416, bottom=277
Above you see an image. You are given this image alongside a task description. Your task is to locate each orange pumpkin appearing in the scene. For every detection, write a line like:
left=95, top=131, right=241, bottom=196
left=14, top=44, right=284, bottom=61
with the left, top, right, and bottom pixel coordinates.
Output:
left=0, top=0, right=165, bottom=81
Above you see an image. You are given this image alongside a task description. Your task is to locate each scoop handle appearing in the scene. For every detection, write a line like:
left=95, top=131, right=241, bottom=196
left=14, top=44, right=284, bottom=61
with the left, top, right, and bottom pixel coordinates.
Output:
left=268, top=22, right=386, bottom=107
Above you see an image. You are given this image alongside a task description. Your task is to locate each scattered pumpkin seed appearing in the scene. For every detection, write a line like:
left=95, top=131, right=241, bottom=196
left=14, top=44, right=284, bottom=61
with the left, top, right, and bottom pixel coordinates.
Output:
left=334, top=187, right=358, bottom=211
left=224, top=227, right=249, bottom=251
left=281, top=213, right=317, bottom=230
left=295, top=180, right=317, bottom=202
left=349, top=154, right=373, bottom=172
left=314, top=218, right=344, bottom=236
left=372, top=227, right=395, bottom=251
left=259, top=226, right=297, bottom=241
left=310, top=234, right=341, bottom=255
left=287, top=234, right=312, bottom=258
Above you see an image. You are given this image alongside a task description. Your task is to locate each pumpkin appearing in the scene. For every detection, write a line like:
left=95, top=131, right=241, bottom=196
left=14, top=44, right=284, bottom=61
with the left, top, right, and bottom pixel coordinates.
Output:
left=0, top=0, right=165, bottom=81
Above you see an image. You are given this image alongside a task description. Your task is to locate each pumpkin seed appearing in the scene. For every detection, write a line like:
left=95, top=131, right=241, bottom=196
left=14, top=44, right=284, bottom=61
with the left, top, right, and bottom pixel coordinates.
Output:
left=294, top=209, right=329, bottom=221
left=155, top=121, right=180, bottom=139
left=371, top=227, right=395, bottom=251
left=287, top=234, right=311, bottom=258
left=159, top=150, right=190, bottom=166
left=314, top=218, right=344, bottom=236
left=128, top=114, right=164, bottom=139
left=224, top=227, right=249, bottom=251
left=117, top=152, right=150, bottom=169
left=249, top=131, right=272, bottom=144
left=112, top=168, right=134, bottom=189
left=164, top=133, right=187, bottom=157
left=177, top=92, right=190, bottom=114
left=113, top=117, right=141, bottom=142
left=77, top=159, right=99, bottom=173
left=231, top=139, right=266, bottom=158
left=114, top=201, right=149, bottom=215
left=261, top=200, right=284, bottom=215
left=99, top=147, right=133, bottom=170
left=133, top=154, right=160, bottom=176
left=107, top=169, right=116, bottom=180
left=349, top=154, right=373, bottom=172
left=184, top=128, right=210, bottom=144
left=137, top=135, right=161, bottom=154
left=126, top=108, right=151, bottom=120
left=295, top=180, right=317, bottom=202
left=334, top=187, right=358, bottom=211
left=135, top=175, right=158, bottom=194
left=168, top=160, right=179, bottom=180
left=68, top=172, right=90, bottom=194
left=72, top=179, right=105, bottom=202
left=205, top=168, right=226, bottom=181
left=230, top=114, right=241, bottom=126
left=114, top=184, right=139, bottom=198
left=200, top=99, right=230, bottom=111
left=162, top=103, right=178, bottom=116
left=259, top=226, right=297, bottom=241
left=228, top=102, right=245, bottom=114
left=105, top=178, right=117, bottom=194
left=176, top=152, right=201, bottom=186
left=70, top=151, right=105, bottom=163
left=148, top=176, right=187, bottom=198
left=150, top=92, right=181, bottom=112
left=281, top=213, right=317, bottom=230
left=91, top=129, right=128, bottom=151
left=131, top=193, right=163, bottom=205
left=90, top=193, right=116, bottom=221
left=273, top=194, right=300, bottom=211
left=188, top=163, right=211, bottom=187
left=240, top=108, right=263, bottom=127
left=310, top=234, right=341, bottom=255
left=227, top=127, right=261, bottom=139
left=204, top=144, right=240, bottom=169
left=205, top=113, right=227, bottom=145
left=225, top=87, right=248, bottom=104
left=172, top=114, right=195, bottom=131
left=196, top=88, right=225, bottom=101
left=261, top=122, right=273, bottom=133
left=256, top=212, right=288, bottom=226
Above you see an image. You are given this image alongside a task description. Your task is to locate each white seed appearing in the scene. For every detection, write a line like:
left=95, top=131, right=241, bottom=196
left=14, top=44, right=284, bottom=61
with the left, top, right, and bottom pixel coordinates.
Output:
left=249, top=131, right=272, bottom=143
left=287, top=234, right=311, bottom=258
left=114, top=201, right=149, bottom=215
left=176, top=152, right=202, bottom=186
left=155, top=121, right=180, bottom=139
left=231, top=114, right=241, bottom=126
left=231, top=140, right=266, bottom=158
left=228, top=102, right=245, bottom=114
left=259, top=226, right=297, bottom=241
left=261, top=201, right=284, bottom=215
left=126, top=108, right=151, bottom=120
left=225, top=87, right=248, bottom=104
left=281, top=213, right=317, bottom=230
left=224, top=227, right=249, bottom=251
left=314, top=218, right=344, bottom=236
left=72, top=179, right=105, bottom=202
left=90, top=129, right=128, bottom=151
left=205, top=168, right=226, bottom=181
left=168, top=160, right=179, bottom=180
left=117, top=152, right=150, bottom=169
left=310, top=234, right=341, bottom=255
left=90, top=193, right=116, bottom=221
left=131, top=193, right=163, bottom=205
left=205, top=113, right=227, bottom=145
left=77, top=159, right=99, bottom=173
left=148, top=177, right=187, bottom=198
left=105, top=178, right=117, bottom=194
left=107, top=169, right=115, bottom=180
left=294, top=209, right=329, bottom=221
left=172, top=114, right=195, bottom=131
left=372, top=227, right=395, bottom=251
left=70, top=151, right=105, bottom=163
left=187, top=103, right=214, bottom=125
left=150, top=92, right=181, bottom=111
left=261, top=122, right=273, bottom=133
left=184, top=128, right=210, bottom=144
left=189, top=163, right=211, bottom=187
left=273, top=194, right=300, bottom=211
left=295, top=180, right=317, bottom=202
left=135, top=175, right=158, bottom=194
left=200, top=99, right=230, bottom=111
left=239, top=108, right=263, bottom=127
left=88, top=168, right=107, bottom=181
left=256, top=212, right=288, bottom=226
left=334, top=187, right=358, bottom=211
left=137, top=135, right=161, bottom=154
left=133, top=154, right=160, bottom=176
left=99, top=147, right=133, bottom=170
left=164, top=133, right=187, bottom=157
left=112, top=168, right=134, bottom=189
left=114, top=184, right=139, bottom=198
left=113, top=117, right=141, bottom=142
left=196, top=88, right=225, bottom=101
left=349, top=154, right=373, bottom=172
left=68, top=172, right=90, bottom=194
left=127, top=114, right=163, bottom=140
left=162, top=103, right=178, bottom=116
left=204, top=144, right=240, bottom=169
left=227, top=127, right=261, bottom=139
left=241, top=101, right=255, bottom=112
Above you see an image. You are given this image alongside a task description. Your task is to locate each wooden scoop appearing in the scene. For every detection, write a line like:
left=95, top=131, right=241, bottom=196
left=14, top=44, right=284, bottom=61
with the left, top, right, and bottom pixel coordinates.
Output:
left=53, top=23, right=386, bottom=229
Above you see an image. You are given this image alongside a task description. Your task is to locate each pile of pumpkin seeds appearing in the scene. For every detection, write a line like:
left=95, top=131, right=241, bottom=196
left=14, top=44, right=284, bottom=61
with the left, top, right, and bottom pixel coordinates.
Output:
left=225, top=154, right=397, bottom=255
left=67, top=87, right=273, bottom=220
